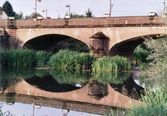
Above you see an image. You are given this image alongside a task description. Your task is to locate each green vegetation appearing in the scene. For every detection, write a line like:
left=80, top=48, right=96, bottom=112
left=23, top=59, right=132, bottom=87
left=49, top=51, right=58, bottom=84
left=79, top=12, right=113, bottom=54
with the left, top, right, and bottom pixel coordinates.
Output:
left=0, top=49, right=51, bottom=68
left=50, top=70, right=88, bottom=84
left=92, top=72, right=130, bottom=84
left=36, top=51, right=51, bottom=67
left=48, top=50, right=95, bottom=72
left=133, top=44, right=150, bottom=64
left=0, top=49, right=36, bottom=68
left=70, top=8, right=93, bottom=18
left=92, top=56, right=131, bottom=72
left=127, top=88, right=167, bottom=116
left=2, top=0, right=23, bottom=19
left=128, top=37, right=167, bottom=116
left=2, top=1, right=15, bottom=17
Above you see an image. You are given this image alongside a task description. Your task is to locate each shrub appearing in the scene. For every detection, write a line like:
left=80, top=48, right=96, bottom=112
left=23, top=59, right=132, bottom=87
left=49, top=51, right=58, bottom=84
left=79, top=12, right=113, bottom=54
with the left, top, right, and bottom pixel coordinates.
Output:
left=36, top=51, right=51, bottom=67
left=127, top=88, right=167, bottom=116
left=48, top=50, right=95, bottom=72
left=92, top=56, right=131, bottom=73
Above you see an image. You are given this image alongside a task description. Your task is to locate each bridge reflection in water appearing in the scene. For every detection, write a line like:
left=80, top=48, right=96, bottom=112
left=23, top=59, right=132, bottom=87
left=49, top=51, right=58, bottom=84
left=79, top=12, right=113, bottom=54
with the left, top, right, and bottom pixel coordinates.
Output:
left=0, top=78, right=141, bottom=115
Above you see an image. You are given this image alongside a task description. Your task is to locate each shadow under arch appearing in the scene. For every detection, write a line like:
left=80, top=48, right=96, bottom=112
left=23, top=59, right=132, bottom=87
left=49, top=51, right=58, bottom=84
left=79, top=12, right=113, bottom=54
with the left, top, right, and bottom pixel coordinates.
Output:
left=23, top=34, right=90, bottom=52
left=109, top=34, right=166, bottom=58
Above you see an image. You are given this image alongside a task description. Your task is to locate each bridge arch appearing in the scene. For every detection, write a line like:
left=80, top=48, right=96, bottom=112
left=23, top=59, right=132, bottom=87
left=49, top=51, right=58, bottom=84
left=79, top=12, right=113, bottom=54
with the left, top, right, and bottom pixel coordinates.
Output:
left=109, top=34, right=166, bottom=57
left=23, top=34, right=90, bottom=52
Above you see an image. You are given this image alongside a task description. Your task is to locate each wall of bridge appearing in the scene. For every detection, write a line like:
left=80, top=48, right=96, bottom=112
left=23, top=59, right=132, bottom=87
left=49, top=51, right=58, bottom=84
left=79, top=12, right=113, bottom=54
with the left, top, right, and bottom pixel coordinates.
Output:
left=1, top=16, right=166, bottom=56
left=14, top=26, right=167, bottom=54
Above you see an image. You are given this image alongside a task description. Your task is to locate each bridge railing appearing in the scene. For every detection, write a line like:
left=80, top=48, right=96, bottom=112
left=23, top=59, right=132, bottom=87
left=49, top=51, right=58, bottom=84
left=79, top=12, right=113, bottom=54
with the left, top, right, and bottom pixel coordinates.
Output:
left=0, top=16, right=166, bottom=28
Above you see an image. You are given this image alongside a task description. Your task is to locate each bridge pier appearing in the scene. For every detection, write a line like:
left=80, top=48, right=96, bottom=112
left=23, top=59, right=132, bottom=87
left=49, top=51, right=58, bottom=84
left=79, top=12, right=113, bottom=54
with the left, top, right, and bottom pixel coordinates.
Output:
left=89, top=32, right=109, bottom=57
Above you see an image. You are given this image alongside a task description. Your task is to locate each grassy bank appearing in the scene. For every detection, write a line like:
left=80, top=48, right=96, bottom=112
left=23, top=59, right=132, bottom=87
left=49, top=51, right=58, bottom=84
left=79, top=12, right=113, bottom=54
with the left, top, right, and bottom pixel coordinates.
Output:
left=127, top=88, right=167, bottom=116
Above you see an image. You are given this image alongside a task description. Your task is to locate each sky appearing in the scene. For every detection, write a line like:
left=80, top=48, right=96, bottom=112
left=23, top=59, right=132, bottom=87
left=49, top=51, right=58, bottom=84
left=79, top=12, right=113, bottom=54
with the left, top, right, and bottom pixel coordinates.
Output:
left=0, top=0, right=164, bottom=18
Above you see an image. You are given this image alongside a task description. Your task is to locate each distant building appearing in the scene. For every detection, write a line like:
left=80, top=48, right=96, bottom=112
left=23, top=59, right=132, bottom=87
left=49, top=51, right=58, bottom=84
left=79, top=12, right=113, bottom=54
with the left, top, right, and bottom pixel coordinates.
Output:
left=0, top=7, right=8, bottom=19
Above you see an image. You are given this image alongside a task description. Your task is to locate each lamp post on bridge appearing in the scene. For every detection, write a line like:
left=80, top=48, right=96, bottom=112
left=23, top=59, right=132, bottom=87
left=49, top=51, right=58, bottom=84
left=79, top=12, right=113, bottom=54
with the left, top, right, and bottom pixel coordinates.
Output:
left=109, top=0, right=113, bottom=17
left=104, top=0, right=113, bottom=17
left=42, top=9, right=48, bottom=19
left=34, top=0, right=41, bottom=13
left=66, top=4, right=71, bottom=17
left=163, top=0, right=166, bottom=14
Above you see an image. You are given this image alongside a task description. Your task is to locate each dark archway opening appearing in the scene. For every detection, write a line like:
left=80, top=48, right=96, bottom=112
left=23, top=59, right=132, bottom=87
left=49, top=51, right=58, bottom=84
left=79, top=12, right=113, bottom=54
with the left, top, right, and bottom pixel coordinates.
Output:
left=23, top=34, right=89, bottom=52
left=109, top=34, right=164, bottom=58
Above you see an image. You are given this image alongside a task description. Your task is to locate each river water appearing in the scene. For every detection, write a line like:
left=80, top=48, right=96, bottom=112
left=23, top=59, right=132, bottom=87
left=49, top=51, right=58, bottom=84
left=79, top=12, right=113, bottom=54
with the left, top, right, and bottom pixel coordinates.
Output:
left=0, top=68, right=144, bottom=116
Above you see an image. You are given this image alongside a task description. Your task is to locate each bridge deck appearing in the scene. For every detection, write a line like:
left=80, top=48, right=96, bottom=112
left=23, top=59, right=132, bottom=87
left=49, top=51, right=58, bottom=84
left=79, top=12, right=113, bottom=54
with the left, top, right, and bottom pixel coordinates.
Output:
left=0, top=16, right=165, bottom=28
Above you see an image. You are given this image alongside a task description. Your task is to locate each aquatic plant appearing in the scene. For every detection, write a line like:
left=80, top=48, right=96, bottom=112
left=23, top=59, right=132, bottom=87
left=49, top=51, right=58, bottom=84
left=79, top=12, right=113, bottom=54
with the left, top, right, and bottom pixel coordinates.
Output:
left=92, top=55, right=131, bottom=72
left=35, top=51, right=51, bottom=67
left=48, top=50, right=95, bottom=72
left=0, top=49, right=52, bottom=69
left=0, top=49, right=36, bottom=68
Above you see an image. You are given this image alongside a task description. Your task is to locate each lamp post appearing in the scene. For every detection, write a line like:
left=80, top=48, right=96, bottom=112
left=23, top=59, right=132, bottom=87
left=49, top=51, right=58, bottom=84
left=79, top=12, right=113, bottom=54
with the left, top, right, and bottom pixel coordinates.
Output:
left=42, top=9, right=48, bottom=18
left=34, top=0, right=41, bottom=13
left=164, top=0, right=166, bottom=14
left=109, top=0, right=113, bottom=17
left=66, top=4, right=71, bottom=16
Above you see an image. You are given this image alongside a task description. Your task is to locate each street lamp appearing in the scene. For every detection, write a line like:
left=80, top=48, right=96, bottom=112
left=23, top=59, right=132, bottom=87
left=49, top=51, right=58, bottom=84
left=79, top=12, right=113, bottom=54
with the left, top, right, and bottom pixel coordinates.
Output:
left=109, top=0, right=113, bottom=17
left=42, top=9, right=48, bottom=19
left=66, top=4, right=71, bottom=16
left=164, top=0, right=166, bottom=14
left=34, top=0, right=41, bottom=13
left=104, top=0, right=113, bottom=17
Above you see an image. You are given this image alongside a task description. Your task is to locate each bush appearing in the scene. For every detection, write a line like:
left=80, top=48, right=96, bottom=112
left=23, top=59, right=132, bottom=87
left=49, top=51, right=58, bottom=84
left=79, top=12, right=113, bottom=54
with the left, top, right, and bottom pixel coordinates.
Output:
left=127, top=88, right=167, bottom=116
left=36, top=51, right=51, bottom=67
left=92, top=56, right=131, bottom=73
left=0, top=49, right=36, bottom=68
left=48, top=50, right=95, bottom=72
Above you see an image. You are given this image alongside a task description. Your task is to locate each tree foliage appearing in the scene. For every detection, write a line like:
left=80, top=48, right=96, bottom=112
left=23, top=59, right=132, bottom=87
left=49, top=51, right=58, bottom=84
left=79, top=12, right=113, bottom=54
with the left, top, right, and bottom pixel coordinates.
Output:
left=2, top=1, right=15, bottom=16
left=85, top=8, right=93, bottom=17
left=70, top=8, right=93, bottom=18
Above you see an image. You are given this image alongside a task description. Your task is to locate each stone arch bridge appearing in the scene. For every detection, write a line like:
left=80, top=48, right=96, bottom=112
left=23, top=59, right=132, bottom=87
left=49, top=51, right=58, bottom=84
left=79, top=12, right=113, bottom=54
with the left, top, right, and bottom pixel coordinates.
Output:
left=0, top=16, right=166, bottom=57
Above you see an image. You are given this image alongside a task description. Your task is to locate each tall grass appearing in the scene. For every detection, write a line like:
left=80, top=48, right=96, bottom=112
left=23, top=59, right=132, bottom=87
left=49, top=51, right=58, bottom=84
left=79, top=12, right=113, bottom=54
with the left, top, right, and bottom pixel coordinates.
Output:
left=36, top=51, right=51, bottom=67
left=127, top=88, right=167, bottom=116
left=92, top=56, right=131, bottom=73
left=0, top=49, right=36, bottom=68
left=48, top=50, right=95, bottom=72
left=0, top=49, right=51, bottom=69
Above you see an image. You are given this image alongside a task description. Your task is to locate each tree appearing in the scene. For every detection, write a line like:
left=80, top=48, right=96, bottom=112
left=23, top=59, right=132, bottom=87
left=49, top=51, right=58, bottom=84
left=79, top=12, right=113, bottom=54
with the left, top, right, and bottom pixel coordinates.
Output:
left=85, top=8, right=93, bottom=17
left=2, top=1, right=15, bottom=17
left=70, top=13, right=85, bottom=18
left=30, top=12, right=42, bottom=19
left=14, top=12, right=23, bottom=19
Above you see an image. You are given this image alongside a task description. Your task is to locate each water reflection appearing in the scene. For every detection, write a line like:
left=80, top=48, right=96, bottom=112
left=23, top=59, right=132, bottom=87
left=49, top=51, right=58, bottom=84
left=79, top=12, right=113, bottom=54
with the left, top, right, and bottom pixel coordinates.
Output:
left=0, top=68, right=144, bottom=114
left=26, top=76, right=81, bottom=92
left=88, top=80, right=108, bottom=99
left=0, top=101, right=101, bottom=116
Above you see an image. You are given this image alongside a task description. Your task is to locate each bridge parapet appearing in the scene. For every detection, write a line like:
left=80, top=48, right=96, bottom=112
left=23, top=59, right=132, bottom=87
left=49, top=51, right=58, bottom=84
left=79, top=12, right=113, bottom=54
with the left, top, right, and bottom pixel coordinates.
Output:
left=0, top=19, right=8, bottom=28
left=0, top=16, right=165, bottom=29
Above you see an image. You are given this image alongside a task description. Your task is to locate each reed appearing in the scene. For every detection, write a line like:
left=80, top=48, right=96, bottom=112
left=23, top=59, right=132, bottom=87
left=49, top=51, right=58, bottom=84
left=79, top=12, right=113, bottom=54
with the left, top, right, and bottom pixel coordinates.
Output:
left=128, top=88, right=167, bottom=116
left=92, top=56, right=131, bottom=73
left=0, top=49, right=51, bottom=69
left=48, top=50, right=95, bottom=72
left=35, top=51, right=52, bottom=67
left=0, top=49, right=36, bottom=68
